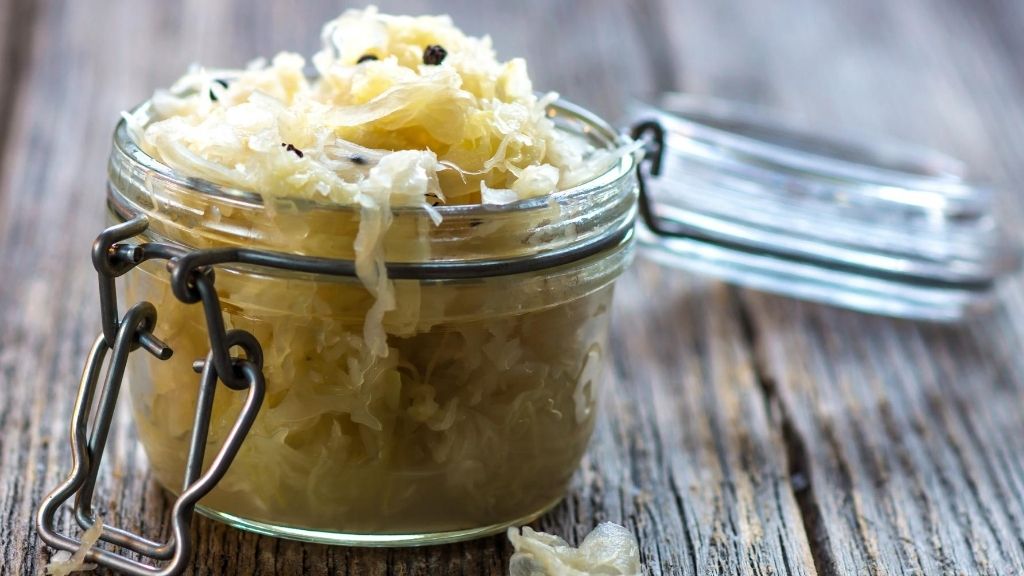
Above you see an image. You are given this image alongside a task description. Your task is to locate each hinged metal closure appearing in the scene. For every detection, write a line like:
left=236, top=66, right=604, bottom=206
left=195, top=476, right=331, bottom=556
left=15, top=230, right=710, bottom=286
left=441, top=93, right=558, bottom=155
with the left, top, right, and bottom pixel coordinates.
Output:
left=36, top=216, right=269, bottom=576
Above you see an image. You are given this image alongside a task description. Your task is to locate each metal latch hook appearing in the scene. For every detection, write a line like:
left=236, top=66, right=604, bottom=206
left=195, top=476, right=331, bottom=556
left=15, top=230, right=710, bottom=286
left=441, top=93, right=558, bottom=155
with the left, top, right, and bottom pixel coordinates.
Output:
left=36, top=216, right=266, bottom=576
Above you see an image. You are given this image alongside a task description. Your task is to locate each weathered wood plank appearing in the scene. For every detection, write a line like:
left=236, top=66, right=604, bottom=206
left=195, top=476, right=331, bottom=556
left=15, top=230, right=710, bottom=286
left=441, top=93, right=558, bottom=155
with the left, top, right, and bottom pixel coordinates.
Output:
left=746, top=297, right=1024, bottom=575
left=606, top=266, right=816, bottom=576
left=0, top=1, right=815, bottom=575
left=650, top=0, right=1024, bottom=574
left=0, top=0, right=35, bottom=185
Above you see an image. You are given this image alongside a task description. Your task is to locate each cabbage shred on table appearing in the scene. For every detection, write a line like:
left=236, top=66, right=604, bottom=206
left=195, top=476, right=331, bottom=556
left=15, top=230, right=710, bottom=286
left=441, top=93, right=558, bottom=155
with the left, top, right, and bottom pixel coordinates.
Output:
left=43, top=518, right=103, bottom=576
left=508, top=522, right=642, bottom=576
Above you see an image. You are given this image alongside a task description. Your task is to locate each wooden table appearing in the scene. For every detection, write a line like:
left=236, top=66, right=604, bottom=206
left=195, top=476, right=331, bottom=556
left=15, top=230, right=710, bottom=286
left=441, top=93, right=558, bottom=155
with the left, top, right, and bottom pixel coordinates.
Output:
left=2, top=1, right=1023, bottom=574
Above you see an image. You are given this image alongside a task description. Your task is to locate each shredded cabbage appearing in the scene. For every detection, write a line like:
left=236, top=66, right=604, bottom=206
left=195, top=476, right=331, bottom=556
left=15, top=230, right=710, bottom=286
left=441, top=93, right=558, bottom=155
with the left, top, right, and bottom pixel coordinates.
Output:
left=129, top=6, right=622, bottom=364
left=132, top=6, right=607, bottom=206
left=508, top=522, right=642, bottom=576
left=44, top=518, right=103, bottom=576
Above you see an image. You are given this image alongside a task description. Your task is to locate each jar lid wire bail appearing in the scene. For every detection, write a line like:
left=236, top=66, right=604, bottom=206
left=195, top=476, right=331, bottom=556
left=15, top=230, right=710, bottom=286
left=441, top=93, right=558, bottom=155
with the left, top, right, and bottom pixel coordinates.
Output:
left=36, top=216, right=267, bottom=576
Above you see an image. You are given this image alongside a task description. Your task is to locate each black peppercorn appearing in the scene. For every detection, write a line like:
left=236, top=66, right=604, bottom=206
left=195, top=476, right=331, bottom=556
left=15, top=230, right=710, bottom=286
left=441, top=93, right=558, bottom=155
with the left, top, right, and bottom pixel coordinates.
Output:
left=357, top=54, right=379, bottom=64
left=209, top=79, right=229, bottom=102
left=349, top=154, right=368, bottom=165
left=282, top=143, right=304, bottom=158
left=422, top=44, right=447, bottom=65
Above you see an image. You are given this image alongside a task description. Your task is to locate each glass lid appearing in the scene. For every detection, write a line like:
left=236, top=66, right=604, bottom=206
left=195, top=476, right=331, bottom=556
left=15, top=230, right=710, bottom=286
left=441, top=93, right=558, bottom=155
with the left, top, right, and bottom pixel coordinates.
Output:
left=627, top=93, right=1021, bottom=322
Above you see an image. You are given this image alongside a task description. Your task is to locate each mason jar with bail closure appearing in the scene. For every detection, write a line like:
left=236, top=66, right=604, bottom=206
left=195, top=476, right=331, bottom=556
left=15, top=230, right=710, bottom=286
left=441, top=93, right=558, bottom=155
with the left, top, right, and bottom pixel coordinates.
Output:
left=115, top=97, right=636, bottom=542
left=37, top=93, right=642, bottom=574
left=37, top=48, right=1019, bottom=576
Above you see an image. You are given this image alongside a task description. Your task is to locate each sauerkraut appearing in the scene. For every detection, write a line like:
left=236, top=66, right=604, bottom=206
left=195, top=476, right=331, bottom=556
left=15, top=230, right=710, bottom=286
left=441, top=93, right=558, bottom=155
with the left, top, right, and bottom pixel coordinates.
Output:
left=507, top=523, right=642, bottom=576
left=129, top=7, right=612, bottom=204
left=125, top=6, right=626, bottom=360
left=119, top=6, right=633, bottom=540
left=44, top=518, right=102, bottom=576
left=127, top=266, right=617, bottom=533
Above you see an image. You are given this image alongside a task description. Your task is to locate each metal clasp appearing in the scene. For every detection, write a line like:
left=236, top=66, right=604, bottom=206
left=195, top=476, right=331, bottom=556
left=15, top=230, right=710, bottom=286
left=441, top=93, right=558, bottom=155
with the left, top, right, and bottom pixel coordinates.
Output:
left=629, top=120, right=668, bottom=236
left=36, top=216, right=266, bottom=575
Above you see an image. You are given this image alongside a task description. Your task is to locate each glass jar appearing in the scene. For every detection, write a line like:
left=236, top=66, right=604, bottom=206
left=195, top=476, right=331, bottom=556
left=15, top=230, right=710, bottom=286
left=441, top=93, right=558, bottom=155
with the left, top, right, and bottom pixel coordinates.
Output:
left=105, top=98, right=637, bottom=545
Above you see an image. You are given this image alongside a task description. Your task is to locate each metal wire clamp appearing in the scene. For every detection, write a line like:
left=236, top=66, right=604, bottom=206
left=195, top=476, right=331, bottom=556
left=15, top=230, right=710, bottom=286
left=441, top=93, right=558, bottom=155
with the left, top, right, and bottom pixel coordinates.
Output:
left=36, top=216, right=267, bottom=575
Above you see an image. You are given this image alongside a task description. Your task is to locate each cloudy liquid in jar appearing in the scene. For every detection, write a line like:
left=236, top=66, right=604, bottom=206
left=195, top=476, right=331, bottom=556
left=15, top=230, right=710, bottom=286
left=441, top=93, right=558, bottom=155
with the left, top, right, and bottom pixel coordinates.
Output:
left=126, top=255, right=617, bottom=534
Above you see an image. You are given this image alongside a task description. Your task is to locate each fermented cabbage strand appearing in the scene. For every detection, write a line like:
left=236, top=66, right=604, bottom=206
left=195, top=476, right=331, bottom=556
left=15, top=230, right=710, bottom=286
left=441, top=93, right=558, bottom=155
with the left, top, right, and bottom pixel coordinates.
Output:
left=44, top=518, right=103, bottom=576
left=130, top=6, right=599, bottom=205
left=508, top=523, right=642, bottom=576
left=126, top=6, right=615, bottom=363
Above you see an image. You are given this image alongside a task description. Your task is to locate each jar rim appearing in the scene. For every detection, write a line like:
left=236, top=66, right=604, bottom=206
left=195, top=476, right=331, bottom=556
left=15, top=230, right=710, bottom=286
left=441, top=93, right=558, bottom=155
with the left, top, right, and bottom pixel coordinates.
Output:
left=107, top=96, right=640, bottom=276
left=112, top=96, right=637, bottom=216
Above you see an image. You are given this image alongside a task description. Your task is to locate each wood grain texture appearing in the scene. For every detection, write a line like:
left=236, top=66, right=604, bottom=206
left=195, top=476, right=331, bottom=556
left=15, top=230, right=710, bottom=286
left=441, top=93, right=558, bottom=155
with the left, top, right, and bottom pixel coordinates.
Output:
left=0, top=0, right=36, bottom=189
left=1, top=1, right=1022, bottom=575
left=656, top=0, right=1024, bottom=574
